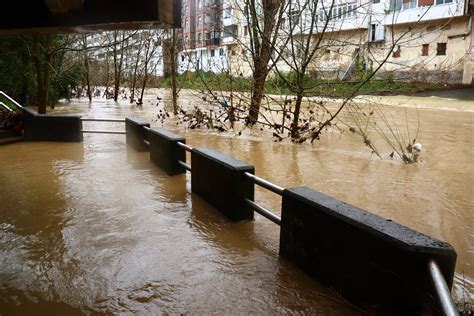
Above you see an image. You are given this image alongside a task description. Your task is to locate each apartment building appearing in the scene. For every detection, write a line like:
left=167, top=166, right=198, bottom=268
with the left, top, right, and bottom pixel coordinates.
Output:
left=178, top=0, right=228, bottom=73
left=177, top=0, right=473, bottom=84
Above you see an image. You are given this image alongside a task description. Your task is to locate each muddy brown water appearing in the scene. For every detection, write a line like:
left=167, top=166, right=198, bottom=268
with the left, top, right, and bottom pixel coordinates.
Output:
left=0, top=90, right=473, bottom=314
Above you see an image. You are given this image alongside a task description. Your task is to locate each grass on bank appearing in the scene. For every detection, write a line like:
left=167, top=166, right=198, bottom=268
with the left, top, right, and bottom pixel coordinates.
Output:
left=158, top=71, right=457, bottom=99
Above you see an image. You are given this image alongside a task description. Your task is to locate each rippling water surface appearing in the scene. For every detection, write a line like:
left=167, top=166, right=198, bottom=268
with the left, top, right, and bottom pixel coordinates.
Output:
left=0, top=90, right=472, bottom=314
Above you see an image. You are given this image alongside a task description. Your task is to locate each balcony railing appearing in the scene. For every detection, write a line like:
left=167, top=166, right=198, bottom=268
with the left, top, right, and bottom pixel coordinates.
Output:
left=206, top=38, right=221, bottom=46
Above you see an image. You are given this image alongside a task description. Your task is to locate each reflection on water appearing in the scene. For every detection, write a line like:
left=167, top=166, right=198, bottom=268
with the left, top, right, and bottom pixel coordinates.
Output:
left=0, top=90, right=473, bottom=314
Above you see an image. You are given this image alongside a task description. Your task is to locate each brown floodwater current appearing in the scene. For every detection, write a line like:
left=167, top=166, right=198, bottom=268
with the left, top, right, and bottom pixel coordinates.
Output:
left=0, top=89, right=473, bottom=314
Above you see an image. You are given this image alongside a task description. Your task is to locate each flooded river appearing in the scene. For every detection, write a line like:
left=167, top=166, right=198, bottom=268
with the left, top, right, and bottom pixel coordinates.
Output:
left=0, top=89, right=473, bottom=314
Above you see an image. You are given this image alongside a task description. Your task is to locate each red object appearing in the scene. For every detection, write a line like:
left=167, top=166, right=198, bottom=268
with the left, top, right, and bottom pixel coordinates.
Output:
left=12, top=120, right=23, bottom=132
left=418, top=0, right=433, bottom=6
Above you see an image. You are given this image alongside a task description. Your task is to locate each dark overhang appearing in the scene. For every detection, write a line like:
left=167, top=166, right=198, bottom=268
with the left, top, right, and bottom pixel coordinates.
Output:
left=0, top=0, right=181, bottom=35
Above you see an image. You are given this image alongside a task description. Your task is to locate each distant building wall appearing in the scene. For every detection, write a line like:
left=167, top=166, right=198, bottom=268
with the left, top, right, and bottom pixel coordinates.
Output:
left=175, top=0, right=472, bottom=84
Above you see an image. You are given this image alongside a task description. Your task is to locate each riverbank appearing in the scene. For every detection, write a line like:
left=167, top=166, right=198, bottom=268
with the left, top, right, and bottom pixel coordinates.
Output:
left=157, top=71, right=469, bottom=99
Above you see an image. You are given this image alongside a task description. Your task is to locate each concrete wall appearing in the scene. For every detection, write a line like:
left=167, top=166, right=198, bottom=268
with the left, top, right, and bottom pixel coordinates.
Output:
left=280, top=186, right=457, bottom=314
left=125, top=117, right=150, bottom=151
left=23, top=107, right=83, bottom=142
left=281, top=17, right=472, bottom=83
left=191, top=147, right=255, bottom=221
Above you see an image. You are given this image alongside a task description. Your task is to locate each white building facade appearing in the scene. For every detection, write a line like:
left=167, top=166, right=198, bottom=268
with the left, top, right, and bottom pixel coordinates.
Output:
left=177, top=0, right=473, bottom=84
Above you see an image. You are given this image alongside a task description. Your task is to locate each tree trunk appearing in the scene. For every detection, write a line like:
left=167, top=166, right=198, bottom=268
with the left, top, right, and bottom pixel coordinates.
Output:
left=246, top=0, right=281, bottom=124
left=291, top=92, right=304, bottom=138
left=104, top=50, right=110, bottom=98
left=82, top=36, right=92, bottom=102
left=113, top=31, right=125, bottom=102
left=140, top=73, right=148, bottom=104
left=248, top=72, right=265, bottom=123
left=170, top=29, right=178, bottom=115
left=85, top=57, right=92, bottom=102
left=130, top=50, right=140, bottom=103
left=130, top=37, right=143, bottom=103
left=33, top=34, right=51, bottom=114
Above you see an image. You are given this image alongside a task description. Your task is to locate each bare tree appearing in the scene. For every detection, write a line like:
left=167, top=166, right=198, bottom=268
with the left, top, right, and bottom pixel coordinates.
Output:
left=110, top=31, right=127, bottom=102
left=244, top=0, right=288, bottom=124
left=129, top=34, right=145, bottom=103
left=165, top=29, right=180, bottom=115
left=82, top=34, right=92, bottom=102
left=138, top=31, right=163, bottom=104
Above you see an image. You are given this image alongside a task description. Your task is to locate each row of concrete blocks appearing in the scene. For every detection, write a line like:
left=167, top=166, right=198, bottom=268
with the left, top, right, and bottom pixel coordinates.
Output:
left=18, top=109, right=457, bottom=313
left=125, top=118, right=457, bottom=314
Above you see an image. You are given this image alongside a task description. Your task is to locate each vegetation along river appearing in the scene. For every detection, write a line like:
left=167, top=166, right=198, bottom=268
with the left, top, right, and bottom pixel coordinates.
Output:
left=0, top=89, right=472, bottom=314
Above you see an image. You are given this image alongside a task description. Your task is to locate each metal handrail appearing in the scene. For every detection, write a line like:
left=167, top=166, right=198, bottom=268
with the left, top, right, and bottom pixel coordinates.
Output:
left=428, top=260, right=458, bottom=316
left=244, top=172, right=284, bottom=196
left=244, top=198, right=281, bottom=225
left=0, top=101, right=12, bottom=112
left=0, top=91, right=23, bottom=109
left=81, top=118, right=125, bottom=122
left=177, top=141, right=193, bottom=152
left=242, top=172, right=283, bottom=225
left=82, top=130, right=126, bottom=135
left=178, top=160, right=192, bottom=172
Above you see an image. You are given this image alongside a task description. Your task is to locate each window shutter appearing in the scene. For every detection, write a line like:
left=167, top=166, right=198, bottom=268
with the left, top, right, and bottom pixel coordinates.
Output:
left=418, top=0, right=434, bottom=6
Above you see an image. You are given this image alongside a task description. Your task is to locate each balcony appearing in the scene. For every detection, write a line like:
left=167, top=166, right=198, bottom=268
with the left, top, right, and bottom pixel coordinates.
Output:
left=206, top=38, right=221, bottom=46
left=206, top=0, right=222, bottom=10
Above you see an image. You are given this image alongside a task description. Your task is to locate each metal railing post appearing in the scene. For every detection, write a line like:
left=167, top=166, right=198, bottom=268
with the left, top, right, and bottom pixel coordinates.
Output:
left=428, top=260, right=458, bottom=316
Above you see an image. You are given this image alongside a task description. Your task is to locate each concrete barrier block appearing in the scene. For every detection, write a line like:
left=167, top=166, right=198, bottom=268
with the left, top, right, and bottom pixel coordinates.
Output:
left=125, top=117, right=150, bottom=151
left=23, top=107, right=82, bottom=142
left=149, top=128, right=186, bottom=175
left=191, top=148, right=254, bottom=221
left=279, top=186, right=457, bottom=313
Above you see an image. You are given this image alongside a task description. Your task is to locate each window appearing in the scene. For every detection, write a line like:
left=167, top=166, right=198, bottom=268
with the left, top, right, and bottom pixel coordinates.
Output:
left=422, top=44, right=429, bottom=56
left=437, top=43, right=446, bottom=55
left=289, top=10, right=300, bottom=25
left=320, top=3, right=357, bottom=21
left=436, top=0, right=453, bottom=4
left=392, top=45, right=401, bottom=58
left=198, top=33, right=202, bottom=44
left=211, top=49, right=215, bottom=57
left=219, top=48, right=224, bottom=56
left=373, top=0, right=380, bottom=3
left=402, top=0, right=417, bottom=10
left=390, top=0, right=402, bottom=11
left=418, top=0, right=434, bottom=6
left=371, top=24, right=376, bottom=41
left=181, top=55, right=185, bottom=62
left=244, top=26, right=249, bottom=36
left=224, top=25, right=237, bottom=37
left=224, top=8, right=231, bottom=19
left=198, top=16, right=202, bottom=27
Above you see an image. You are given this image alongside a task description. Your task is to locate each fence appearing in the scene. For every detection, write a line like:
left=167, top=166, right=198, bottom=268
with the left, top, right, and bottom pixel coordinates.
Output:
left=11, top=107, right=459, bottom=315
left=124, top=117, right=458, bottom=315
